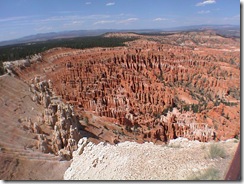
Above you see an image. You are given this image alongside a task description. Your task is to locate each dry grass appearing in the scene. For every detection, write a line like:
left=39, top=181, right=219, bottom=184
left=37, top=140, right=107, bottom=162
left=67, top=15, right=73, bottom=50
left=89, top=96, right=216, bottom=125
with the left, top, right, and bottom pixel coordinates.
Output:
left=188, top=167, right=220, bottom=180
left=209, top=144, right=227, bottom=159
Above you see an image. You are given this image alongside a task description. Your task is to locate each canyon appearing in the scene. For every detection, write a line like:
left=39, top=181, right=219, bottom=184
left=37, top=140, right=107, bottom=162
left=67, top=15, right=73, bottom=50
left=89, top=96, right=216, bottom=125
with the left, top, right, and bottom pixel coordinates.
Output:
left=0, top=30, right=240, bottom=180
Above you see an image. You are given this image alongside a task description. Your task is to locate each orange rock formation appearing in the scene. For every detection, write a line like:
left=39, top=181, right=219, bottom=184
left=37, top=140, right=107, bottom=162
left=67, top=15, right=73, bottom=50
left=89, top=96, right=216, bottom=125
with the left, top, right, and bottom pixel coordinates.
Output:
left=5, top=31, right=240, bottom=146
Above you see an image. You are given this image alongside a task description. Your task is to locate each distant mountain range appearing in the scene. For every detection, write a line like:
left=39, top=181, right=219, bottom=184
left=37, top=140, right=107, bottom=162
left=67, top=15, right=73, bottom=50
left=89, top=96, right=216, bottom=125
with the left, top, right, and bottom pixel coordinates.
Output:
left=0, top=24, right=240, bottom=47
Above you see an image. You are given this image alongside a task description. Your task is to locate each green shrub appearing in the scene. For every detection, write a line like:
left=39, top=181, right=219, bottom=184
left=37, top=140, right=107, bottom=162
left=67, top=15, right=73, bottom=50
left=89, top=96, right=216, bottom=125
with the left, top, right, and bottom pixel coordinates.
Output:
left=201, top=144, right=206, bottom=150
left=0, top=62, right=5, bottom=75
left=83, top=117, right=89, bottom=125
left=209, top=144, right=227, bottom=159
left=188, top=168, right=220, bottom=180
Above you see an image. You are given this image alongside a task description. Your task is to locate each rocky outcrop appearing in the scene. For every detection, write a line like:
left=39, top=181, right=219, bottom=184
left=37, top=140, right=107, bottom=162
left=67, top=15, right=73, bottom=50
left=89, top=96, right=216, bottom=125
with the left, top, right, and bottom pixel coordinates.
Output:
left=3, top=54, right=42, bottom=76
left=64, top=137, right=239, bottom=180
left=28, top=77, right=82, bottom=159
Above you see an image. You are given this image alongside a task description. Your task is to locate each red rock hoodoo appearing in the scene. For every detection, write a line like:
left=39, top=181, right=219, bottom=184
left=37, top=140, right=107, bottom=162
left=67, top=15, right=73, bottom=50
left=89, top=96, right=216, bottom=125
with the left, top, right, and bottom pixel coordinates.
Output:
left=5, top=31, right=240, bottom=146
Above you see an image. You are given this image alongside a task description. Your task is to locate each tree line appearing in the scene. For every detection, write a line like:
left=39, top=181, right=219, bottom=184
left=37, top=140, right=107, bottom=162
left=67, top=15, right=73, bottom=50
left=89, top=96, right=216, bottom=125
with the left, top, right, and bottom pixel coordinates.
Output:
left=0, top=36, right=137, bottom=75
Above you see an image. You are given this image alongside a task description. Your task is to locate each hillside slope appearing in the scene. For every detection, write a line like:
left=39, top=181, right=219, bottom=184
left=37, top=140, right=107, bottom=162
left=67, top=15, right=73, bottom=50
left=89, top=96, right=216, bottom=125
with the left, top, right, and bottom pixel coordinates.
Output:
left=0, top=75, right=70, bottom=180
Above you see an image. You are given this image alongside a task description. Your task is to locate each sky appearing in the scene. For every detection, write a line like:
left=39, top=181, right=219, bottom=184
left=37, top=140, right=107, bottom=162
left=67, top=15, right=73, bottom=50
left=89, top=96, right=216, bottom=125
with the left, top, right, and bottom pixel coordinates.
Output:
left=0, top=0, right=241, bottom=41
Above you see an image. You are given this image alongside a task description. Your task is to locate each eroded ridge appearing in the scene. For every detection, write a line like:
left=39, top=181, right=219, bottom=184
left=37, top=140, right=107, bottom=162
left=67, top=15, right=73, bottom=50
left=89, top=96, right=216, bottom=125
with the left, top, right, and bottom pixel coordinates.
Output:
left=28, top=76, right=83, bottom=159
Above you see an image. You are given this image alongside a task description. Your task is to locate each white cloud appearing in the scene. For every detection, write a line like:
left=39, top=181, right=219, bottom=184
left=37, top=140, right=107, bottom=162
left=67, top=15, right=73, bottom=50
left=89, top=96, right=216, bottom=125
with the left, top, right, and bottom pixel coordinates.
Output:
left=34, top=26, right=53, bottom=32
left=118, top=18, right=138, bottom=24
left=0, top=16, right=28, bottom=23
left=106, top=2, right=115, bottom=6
left=223, top=15, right=240, bottom=21
left=62, top=20, right=84, bottom=28
left=82, top=14, right=111, bottom=20
left=153, top=18, right=168, bottom=21
left=233, top=14, right=240, bottom=18
left=40, top=14, right=110, bottom=23
left=85, top=2, right=91, bottom=5
left=54, top=11, right=81, bottom=14
left=198, top=10, right=210, bottom=14
left=9, top=31, right=18, bottom=35
left=196, top=0, right=216, bottom=7
left=94, top=20, right=115, bottom=25
left=71, top=20, right=84, bottom=25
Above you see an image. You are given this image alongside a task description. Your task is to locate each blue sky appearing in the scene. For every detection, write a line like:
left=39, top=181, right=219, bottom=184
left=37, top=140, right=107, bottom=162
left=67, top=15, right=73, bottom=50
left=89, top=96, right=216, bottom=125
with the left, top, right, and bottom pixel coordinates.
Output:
left=0, top=0, right=240, bottom=41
